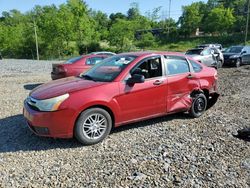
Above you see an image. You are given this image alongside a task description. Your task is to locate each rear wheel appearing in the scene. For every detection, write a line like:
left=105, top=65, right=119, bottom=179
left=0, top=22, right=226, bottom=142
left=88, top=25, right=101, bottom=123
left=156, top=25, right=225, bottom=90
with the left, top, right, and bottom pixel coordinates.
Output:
left=74, top=108, right=112, bottom=145
left=189, top=93, right=207, bottom=118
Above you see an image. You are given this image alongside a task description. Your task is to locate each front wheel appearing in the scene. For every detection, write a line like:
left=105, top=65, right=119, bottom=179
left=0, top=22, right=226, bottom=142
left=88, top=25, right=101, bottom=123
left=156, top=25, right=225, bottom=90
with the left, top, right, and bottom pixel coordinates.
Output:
left=189, top=93, right=207, bottom=118
left=236, top=58, right=241, bottom=68
left=217, top=60, right=222, bottom=69
left=74, top=108, right=112, bottom=145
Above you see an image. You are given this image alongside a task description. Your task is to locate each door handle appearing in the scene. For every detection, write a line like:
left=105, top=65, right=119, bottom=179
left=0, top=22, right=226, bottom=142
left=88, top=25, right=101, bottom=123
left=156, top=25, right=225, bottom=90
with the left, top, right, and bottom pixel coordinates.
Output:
left=187, top=74, right=194, bottom=79
left=153, top=80, right=163, bottom=85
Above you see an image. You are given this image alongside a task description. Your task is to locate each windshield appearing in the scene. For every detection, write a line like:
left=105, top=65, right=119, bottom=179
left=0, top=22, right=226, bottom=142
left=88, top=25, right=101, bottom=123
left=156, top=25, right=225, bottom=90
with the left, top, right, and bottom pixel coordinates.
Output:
left=64, top=56, right=82, bottom=64
left=226, top=46, right=243, bottom=53
left=186, top=49, right=203, bottom=55
left=80, top=55, right=137, bottom=82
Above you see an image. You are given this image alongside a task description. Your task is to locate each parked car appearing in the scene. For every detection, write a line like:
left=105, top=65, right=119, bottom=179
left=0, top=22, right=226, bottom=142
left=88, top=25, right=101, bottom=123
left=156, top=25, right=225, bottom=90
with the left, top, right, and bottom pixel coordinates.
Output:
left=223, top=45, right=250, bottom=67
left=197, top=44, right=223, bottom=50
left=185, top=47, right=219, bottom=68
left=51, top=54, right=108, bottom=80
left=89, top=51, right=116, bottom=56
left=23, top=52, right=219, bottom=145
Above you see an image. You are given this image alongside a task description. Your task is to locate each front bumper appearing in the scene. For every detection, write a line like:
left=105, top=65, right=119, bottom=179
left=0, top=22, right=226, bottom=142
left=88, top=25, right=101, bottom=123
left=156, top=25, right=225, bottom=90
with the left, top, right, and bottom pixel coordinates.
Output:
left=223, top=58, right=237, bottom=66
left=23, top=101, right=75, bottom=138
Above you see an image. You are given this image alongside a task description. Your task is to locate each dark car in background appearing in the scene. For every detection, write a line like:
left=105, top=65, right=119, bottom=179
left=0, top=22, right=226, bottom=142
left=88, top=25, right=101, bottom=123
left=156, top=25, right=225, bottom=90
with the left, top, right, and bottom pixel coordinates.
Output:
left=223, top=46, right=250, bottom=67
left=51, top=54, right=108, bottom=80
left=185, top=47, right=219, bottom=68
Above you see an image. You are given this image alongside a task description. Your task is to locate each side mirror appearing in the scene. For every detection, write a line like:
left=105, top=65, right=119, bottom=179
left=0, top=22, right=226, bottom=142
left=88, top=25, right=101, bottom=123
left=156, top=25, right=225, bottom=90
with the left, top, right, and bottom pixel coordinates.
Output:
left=127, top=74, right=145, bottom=85
left=241, top=51, right=247, bottom=54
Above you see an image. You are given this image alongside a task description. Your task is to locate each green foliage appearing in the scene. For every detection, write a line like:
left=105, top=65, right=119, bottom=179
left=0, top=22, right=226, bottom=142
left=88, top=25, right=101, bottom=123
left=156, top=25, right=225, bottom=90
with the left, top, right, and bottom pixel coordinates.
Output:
left=179, top=3, right=203, bottom=36
left=136, top=33, right=156, bottom=49
left=0, top=0, right=249, bottom=59
left=205, top=7, right=236, bottom=34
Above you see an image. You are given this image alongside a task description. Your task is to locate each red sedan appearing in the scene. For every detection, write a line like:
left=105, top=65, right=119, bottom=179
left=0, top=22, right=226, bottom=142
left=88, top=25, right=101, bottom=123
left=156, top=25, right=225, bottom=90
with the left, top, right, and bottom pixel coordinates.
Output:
left=51, top=54, right=108, bottom=80
left=23, top=52, right=219, bottom=145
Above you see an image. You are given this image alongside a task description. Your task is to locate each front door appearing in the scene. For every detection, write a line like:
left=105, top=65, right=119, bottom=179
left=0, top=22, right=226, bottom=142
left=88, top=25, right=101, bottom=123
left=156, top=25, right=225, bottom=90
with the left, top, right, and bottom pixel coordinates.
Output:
left=116, top=56, right=167, bottom=124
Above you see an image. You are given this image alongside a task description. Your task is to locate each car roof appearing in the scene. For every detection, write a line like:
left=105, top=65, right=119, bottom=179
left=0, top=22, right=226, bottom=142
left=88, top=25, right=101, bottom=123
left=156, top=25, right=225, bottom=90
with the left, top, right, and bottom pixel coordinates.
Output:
left=90, top=51, right=116, bottom=54
left=82, top=54, right=108, bottom=58
left=230, top=45, right=244, bottom=47
left=118, top=51, right=185, bottom=58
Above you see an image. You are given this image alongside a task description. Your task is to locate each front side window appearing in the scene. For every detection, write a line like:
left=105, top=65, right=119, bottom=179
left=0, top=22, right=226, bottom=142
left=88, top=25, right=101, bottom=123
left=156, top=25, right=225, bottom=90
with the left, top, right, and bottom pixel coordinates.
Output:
left=64, top=56, right=82, bottom=64
left=81, top=55, right=137, bottom=82
left=165, top=57, right=190, bottom=75
left=202, top=49, right=210, bottom=56
left=131, top=57, right=162, bottom=79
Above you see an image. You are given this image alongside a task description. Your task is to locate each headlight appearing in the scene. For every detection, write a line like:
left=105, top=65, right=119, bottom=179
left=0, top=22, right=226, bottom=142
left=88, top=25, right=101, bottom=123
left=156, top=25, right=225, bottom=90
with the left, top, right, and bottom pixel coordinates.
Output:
left=229, top=55, right=240, bottom=59
left=35, top=93, right=69, bottom=112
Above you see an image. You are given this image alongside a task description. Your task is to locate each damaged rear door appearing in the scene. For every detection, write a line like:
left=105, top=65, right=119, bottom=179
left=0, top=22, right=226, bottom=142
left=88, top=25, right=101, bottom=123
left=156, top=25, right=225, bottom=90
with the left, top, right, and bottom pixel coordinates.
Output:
left=164, top=55, right=200, bottom=113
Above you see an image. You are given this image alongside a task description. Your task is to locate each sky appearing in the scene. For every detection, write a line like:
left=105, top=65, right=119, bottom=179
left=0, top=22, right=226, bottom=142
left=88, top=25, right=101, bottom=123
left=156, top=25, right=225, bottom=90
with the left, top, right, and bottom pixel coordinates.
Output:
left=0, top=0, right=207, bottom=20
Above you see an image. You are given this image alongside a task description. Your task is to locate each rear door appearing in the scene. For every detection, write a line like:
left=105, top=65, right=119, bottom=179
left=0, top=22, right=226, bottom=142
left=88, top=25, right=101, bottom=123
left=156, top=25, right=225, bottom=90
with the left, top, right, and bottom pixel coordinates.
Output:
left=164, top=55, right=200, bottom=113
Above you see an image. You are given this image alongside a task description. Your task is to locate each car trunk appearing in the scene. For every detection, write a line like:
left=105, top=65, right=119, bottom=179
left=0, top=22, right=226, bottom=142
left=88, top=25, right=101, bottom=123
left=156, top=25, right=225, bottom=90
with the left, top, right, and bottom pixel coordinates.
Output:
left=52, top=64, right=65, bottom=74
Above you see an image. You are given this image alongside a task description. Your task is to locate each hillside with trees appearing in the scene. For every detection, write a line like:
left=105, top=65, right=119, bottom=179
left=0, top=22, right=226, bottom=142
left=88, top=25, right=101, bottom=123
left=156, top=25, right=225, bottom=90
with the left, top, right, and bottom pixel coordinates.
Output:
left=0, top=0, right=248, bottom=59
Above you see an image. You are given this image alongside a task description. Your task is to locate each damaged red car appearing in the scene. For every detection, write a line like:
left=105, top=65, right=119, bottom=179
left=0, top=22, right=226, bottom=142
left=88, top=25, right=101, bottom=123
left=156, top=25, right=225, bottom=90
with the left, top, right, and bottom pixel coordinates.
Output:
left=23, top=52, right=219, bottom=145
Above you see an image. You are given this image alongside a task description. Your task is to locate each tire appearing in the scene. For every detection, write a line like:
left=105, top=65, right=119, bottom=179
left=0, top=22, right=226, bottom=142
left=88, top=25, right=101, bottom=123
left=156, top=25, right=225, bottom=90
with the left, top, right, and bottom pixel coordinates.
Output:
left=74, top=108, right=112, bottom=145
left=217, top=60, right=222, bottom=69
left=189, top=93, right=207, bottom=118
left=236, top=58, right=241, bottom=68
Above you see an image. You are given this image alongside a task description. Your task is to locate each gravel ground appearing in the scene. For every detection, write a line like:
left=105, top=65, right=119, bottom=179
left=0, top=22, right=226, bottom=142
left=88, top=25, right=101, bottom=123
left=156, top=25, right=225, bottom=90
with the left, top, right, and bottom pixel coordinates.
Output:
left=0, top=59, right=249, bottom=187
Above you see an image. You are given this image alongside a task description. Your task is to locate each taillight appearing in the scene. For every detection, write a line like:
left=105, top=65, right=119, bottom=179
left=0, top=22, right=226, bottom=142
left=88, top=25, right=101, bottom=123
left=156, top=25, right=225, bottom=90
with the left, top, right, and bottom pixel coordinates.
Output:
left=58, top=66, right=66, bottom=73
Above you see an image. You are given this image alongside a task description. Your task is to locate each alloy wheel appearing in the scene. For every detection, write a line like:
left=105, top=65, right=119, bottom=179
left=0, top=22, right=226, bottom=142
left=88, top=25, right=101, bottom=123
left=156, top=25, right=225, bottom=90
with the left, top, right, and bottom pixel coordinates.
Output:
left=82, top=113, right=107, bottom=140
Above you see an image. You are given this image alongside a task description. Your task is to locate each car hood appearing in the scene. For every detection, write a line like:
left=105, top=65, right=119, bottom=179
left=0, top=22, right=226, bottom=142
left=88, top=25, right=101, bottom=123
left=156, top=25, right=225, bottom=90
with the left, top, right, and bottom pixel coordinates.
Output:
left=223, top=52, right=240, bottom=56
left=30, top=76, right=106, bottom=100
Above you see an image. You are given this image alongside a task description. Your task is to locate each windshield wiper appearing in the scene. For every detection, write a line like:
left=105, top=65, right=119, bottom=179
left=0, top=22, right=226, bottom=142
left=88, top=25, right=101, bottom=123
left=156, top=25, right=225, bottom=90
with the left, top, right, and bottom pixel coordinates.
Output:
left=80, top=74, right=96, bottom=81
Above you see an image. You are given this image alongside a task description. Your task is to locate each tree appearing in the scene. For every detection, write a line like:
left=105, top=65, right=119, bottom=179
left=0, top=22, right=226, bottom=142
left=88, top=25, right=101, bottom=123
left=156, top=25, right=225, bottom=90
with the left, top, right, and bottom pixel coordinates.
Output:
left=127, top=2, right=140, bottom=20
left=204, top=6, right=236, bottom=34
left=109, top=19, right=136, bottom=52
left=179, top=3, right=203, bottom=37
left=136, top=32, right=156, bottom=49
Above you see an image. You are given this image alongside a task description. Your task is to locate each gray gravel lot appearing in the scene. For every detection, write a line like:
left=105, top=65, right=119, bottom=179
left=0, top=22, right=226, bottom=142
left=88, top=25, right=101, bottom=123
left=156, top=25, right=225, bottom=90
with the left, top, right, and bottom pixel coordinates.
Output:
left=0, top=59, right=249, bottom=187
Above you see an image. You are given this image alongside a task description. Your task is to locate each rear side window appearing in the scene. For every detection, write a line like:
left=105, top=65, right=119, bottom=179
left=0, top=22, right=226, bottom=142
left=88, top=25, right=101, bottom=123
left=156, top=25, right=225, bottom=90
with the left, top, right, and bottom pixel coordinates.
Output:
left=165, top=57, right=190, bottom=75
left=190, top=60, right=203, bottom=73
left=86, top=57, right=104, bottom=65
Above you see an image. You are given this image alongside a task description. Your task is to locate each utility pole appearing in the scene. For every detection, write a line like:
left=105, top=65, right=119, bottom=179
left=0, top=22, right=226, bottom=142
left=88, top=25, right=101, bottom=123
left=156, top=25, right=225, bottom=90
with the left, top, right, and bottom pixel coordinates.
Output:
left=33, top=20, right=39, bottom=60
left=167, top=0, right=172, bottom=37
left=245, top=0, right=250, bottom=45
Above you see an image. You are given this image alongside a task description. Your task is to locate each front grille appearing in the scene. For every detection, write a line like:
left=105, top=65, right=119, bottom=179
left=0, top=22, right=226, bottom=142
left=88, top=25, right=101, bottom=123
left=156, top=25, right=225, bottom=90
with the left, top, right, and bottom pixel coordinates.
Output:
left=27, top=102, right=40, bottom=111
left=33, top=127, right=50, bottom=135
left=26, top=97, right=40, bottom=111
left=27, top=122, right=50, bottom=135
